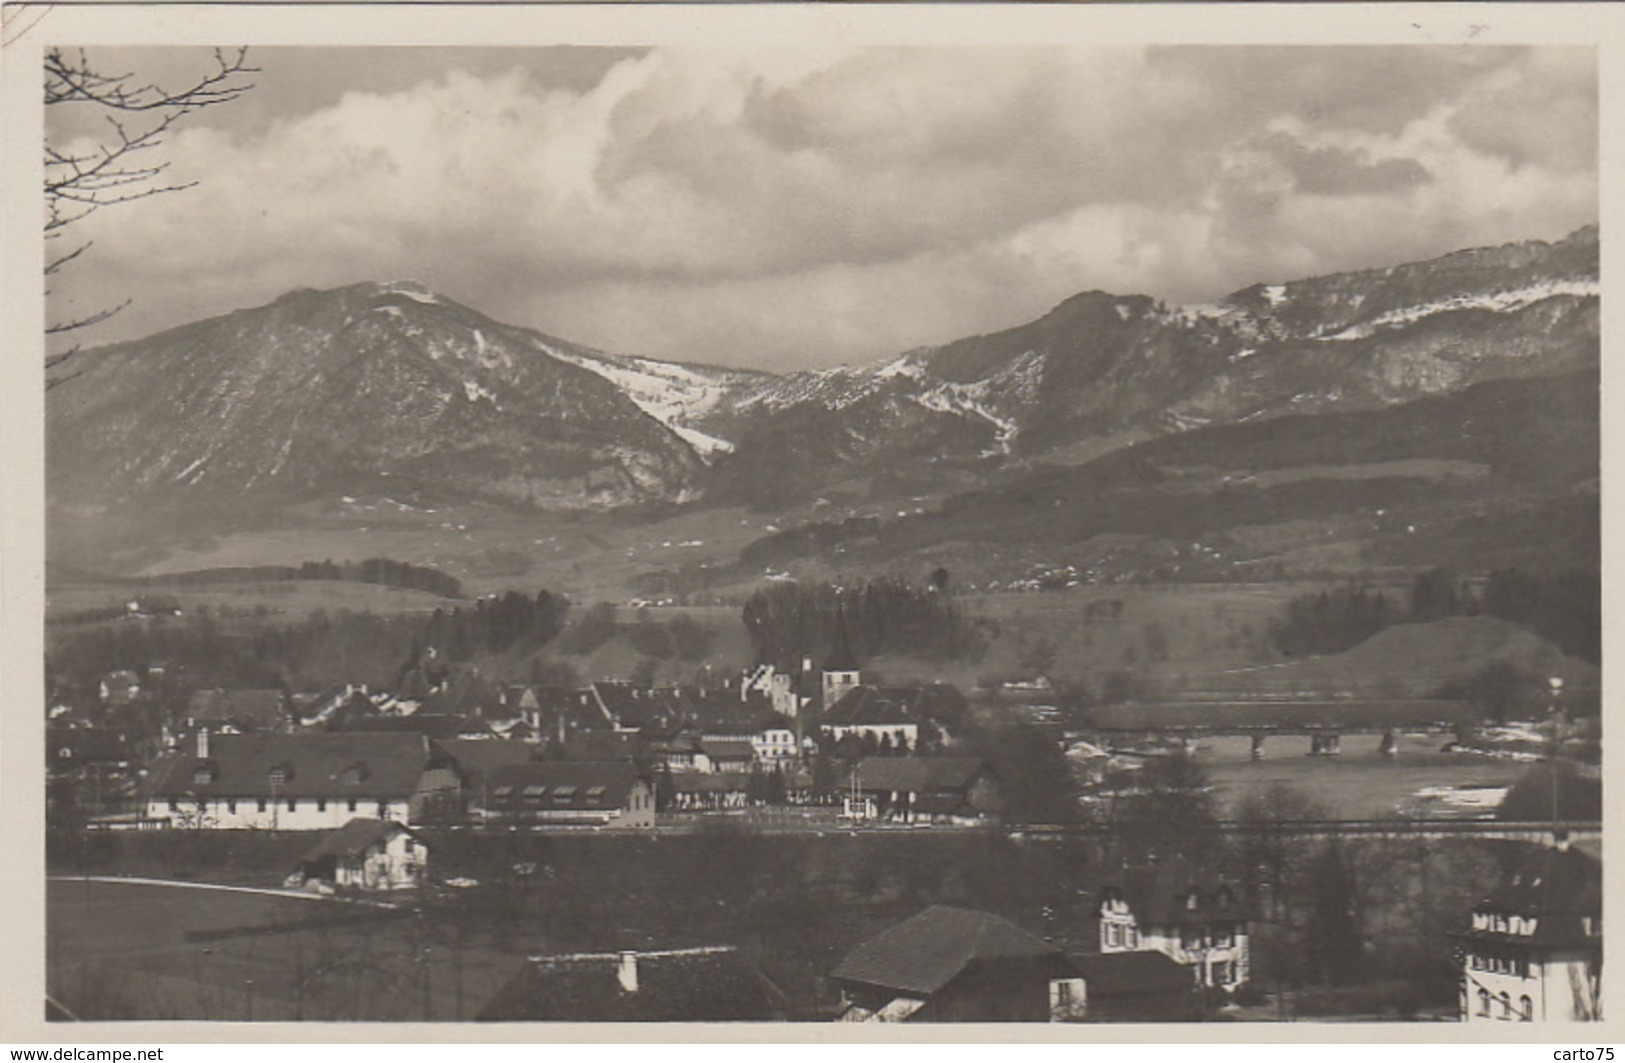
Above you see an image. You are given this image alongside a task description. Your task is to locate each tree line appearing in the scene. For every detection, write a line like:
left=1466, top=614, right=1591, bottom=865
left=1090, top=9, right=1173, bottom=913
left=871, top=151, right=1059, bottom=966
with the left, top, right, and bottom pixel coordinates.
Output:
left=1270, top=566, right=1599, bottom=663
left=741, top=576, right=990, bottom=665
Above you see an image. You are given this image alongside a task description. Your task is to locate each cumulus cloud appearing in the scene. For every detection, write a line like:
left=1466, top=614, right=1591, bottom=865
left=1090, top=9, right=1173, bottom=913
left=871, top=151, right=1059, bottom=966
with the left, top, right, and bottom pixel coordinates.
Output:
left=48, top=44, right=1597, bottom=369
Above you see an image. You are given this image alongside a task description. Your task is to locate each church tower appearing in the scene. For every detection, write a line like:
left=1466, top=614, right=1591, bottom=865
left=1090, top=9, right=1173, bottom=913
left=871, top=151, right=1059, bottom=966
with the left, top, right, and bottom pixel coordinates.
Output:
left=821, top=606, right=862, bottom=711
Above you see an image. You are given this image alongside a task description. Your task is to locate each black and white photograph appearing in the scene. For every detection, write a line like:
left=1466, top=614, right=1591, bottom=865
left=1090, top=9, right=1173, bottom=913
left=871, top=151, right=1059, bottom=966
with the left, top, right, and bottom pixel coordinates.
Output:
left=3, top=1, right=1615, bottom=1039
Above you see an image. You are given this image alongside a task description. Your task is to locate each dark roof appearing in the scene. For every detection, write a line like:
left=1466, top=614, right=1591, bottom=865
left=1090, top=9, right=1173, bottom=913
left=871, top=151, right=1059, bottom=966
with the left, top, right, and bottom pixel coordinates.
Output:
left=1070, top=951, right=1194, bottom=997
left=187, top=689, right=285, bottom=728
left=699, top=739, right=756, bottom=761
left=1102, top=861, right=1253, bottom=927
left=298, top=817, right=416, bottom=862
left=477, top=947, right=786, bottom=1022
left=431, top=737, right=537, bottom=785
left=340, top=713, right=487, bottom=738
left=560, top=731, right=647, bottom=762
left=849, top=757, right=989, bottom=795
left=485, top=760, right=644, bottom=813
left=832, top=906, right=1067, bottom=997
left=145, top=733, right=440, bottom=799
left=1468, top=844, right=1601, bottom=949
left=824, top=607, right=860, bottom=673
left=587, top=683, right=686, bottom=731
left=822, top=684, right=966, bottom=728
left=671, top=773, right=750, bottom=794
left=822, top=687, right=920, bottom=727
left=47, top=728, right=130, bottom=764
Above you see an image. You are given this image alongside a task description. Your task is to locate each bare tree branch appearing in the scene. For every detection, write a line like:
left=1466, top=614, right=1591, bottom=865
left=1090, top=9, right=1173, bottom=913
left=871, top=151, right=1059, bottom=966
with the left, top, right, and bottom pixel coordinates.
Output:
left=43, top=45, right=256, bottom=380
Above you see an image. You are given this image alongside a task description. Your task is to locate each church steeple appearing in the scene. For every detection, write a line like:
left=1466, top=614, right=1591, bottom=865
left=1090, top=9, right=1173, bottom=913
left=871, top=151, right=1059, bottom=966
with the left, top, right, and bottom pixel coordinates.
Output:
left=821, top=605, right=861, bottom=711
left=825, top=606, right=860, bottom=673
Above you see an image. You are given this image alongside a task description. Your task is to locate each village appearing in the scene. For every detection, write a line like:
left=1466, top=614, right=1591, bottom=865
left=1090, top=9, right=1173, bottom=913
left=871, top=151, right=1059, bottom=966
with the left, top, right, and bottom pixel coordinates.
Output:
left=44, top=603, right=1602, bottom=1025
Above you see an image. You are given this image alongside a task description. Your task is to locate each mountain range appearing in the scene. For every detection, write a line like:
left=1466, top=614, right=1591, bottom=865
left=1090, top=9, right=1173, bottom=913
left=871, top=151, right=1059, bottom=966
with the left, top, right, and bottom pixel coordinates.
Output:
left=46, top=226, right=1599, bottom=579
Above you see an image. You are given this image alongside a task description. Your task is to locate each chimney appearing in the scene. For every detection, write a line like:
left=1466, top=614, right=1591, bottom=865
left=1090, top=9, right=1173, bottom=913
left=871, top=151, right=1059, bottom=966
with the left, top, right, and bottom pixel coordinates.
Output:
left=196, top=727, right=209, bottom=759
left=616, top=951, right=639, bottom=994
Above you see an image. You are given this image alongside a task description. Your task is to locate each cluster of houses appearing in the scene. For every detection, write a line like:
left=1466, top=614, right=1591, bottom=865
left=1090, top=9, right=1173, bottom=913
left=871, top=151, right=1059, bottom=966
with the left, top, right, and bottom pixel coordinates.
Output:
left=93, top=617, right=999, bottom=833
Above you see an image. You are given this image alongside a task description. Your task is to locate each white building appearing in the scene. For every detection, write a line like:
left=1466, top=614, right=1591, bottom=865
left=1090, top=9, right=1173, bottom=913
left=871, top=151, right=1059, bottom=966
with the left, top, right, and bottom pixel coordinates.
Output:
left=143, top=729, right=461, bottom=830
left=1096, top=863, right=1252, bottom=990
left=292, top=818, right=427, bottom=891
left=1460, top=841, right=1602, bottom=1023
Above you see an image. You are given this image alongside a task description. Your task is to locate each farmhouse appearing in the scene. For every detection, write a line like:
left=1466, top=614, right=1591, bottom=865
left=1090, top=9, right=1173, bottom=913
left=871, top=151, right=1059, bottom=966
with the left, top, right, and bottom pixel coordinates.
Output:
left=1095, top=861, right=1252, bottom=990
left=291, top=817, right=426, bottom=892
left=143, top=730, right=460, bottom=830
left=477, top=946, right=787, bottom=1021
left=482, top=760, right=655, bottom=828
left=1459, top=840, right=1601, bottom=1023
left=832, top=906, right=1084, bottom=1022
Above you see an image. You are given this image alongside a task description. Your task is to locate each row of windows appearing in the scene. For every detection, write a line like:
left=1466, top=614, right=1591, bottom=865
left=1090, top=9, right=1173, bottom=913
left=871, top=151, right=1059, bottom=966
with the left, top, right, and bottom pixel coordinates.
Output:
left=1476, top=988, right=1533, bottom=1022
left=1103, top=923, right=1139, bottom=949
left=167, top=798, right=392, bottom=816
left=1467, top=951, right=1531, bottom=978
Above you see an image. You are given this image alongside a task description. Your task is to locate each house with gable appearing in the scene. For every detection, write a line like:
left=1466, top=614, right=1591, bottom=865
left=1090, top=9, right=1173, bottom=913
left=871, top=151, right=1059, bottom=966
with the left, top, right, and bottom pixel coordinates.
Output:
left=1094, top=859, right=1253, bottom=990
left=142, top=729, right=461, bottom=829
left=843, top=756, right=1002, bottom=824
left=1459, top=839, right=1601, bottom=1023
left=482, top=760, right=655, bottom=829
left=291, top=817, right=427, bottom=892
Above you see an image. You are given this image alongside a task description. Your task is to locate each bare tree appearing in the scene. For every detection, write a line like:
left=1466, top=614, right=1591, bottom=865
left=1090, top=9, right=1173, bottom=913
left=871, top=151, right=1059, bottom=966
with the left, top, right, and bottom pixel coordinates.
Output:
left=44, top=46, right=256, bottom=385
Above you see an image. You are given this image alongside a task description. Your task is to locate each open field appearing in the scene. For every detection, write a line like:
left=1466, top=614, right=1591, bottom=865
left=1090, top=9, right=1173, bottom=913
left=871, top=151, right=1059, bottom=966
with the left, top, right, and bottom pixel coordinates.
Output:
left=47, top=878, right=538, bottom=1022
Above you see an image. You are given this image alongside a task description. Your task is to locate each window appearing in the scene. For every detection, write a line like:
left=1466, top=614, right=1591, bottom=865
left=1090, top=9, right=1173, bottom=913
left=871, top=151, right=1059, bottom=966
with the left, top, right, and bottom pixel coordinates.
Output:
left=1126, top=927, right=1138, bottom=949
left=1479, top=989, right=1491, bottom=1017
left=1212, top=961, right=1231, bottom=986
left=1181, top=929, right=1203, bottom=951
left=226, top=800, right=237, bottom=815
left=1186, top=889, right=1200, bottom=912
left=316, top=798, right=327, bottom=812
left=1499, top=992, right=1512, bottom=1020
left=257, top=798, right=267, bottom=813
left=377, top=802, right=389, bottom=817
left=1520, top=996, right=1533, bottom=1022
left=1211, top=923, right=1234, bottom=948
left=347, top=799, right=358, bottom=812
left=1054, top=981, right=1073, bottom=1005
left=168, top=799, right=179, bottom=812
left=1107, top=924, right=1122, bottom=948
left=193, top=767, right=213, bottom=785
left=287, top=798, right=297, bottom=812
left=268, top=768, right=287, bottom=787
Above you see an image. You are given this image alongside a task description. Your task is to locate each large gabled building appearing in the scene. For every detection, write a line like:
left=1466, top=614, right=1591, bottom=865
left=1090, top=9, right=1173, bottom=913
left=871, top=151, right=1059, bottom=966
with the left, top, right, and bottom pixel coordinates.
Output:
left=143, top=730, right=461, bottom=830
left=831, top=905, right=1084, bottom=1022
left=1095, top=860, right=1253, bottom=990
left=1460, top=841, right=1601, bottom=1023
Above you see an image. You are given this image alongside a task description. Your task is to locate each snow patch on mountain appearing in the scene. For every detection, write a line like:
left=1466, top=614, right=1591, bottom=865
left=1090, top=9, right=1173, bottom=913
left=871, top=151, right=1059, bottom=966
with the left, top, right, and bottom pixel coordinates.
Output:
left=1325, top=279, right=1601, bottom=340
left=540, top=341, right=743, bottom=459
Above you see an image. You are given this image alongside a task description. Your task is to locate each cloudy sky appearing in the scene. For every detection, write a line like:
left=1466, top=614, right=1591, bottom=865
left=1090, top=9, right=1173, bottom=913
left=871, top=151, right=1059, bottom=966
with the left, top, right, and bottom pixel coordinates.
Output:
left=46, top=45, right=1597, bottom=370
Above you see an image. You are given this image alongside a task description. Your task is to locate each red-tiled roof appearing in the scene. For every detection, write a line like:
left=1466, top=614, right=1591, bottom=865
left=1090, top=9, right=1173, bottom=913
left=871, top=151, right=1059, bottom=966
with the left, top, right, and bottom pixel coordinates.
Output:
left=832, top=905, right=1067, bottom=996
